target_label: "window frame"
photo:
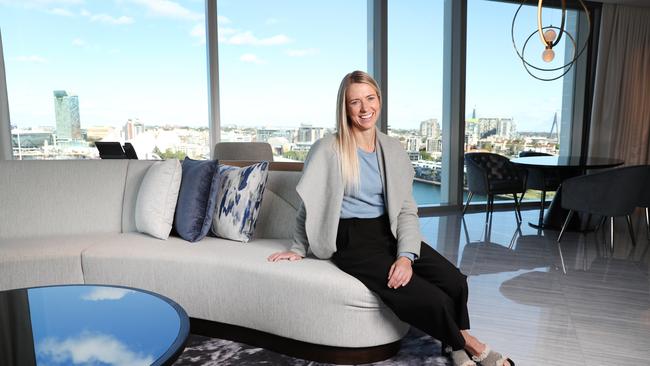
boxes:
[0,0,600,214]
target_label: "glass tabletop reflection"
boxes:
[510,155,624,169]
[0,284,189,366]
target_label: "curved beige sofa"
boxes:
[0,160,408,362]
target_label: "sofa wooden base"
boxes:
[189,318,402,364]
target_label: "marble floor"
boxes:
[175,208,650,366]
[425,208,650,366]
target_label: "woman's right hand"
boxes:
[267,251,304,262]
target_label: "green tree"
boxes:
[155,147,187,160]
[282,150,308,162]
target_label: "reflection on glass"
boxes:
[0,285,183,365]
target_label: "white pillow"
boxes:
[135,159,182,239]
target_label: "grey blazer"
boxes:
[289,130,422,259]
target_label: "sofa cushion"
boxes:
[122,160,157,233]
[0,234,117,291]
[81,233,409,348]
[174,158,220,242]
[212,162,269,242]
[135,159,182,240]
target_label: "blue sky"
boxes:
[0,0,573,131]
[28,286,180,365]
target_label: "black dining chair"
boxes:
[463,152,528,224]
[556,165,648,274]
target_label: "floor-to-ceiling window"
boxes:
[215,0,366,161]
[387,0,444,206]
[1,0,209,160]
[0,0,594,211]
[464,0,581,203]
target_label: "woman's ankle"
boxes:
[463,336,486,357]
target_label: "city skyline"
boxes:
[1,0,571,132]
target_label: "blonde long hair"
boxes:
[335,71,382,194]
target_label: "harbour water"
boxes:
[412,181,507,206]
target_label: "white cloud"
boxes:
[89,13,134,25]
[72,38,86,47]
[49,7,73,16]
[129,0,202,21]
[265,18,279,25]
[37,332,155,366]
[80,9,90,16]
[0,1,82,16]
[190,23,205,44]
[15,55,47,63]
[2,0,83,6]
[240,53,266,64]
[223,31,291,46]
[286,48,320,57]
[81,287,134,301]
[257,34,291,46]
[218,27,237,36]
[217,15,230,24]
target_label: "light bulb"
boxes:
[543,29,557,43]
[542,48,555,62]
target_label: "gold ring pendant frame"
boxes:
[511,0,591,81]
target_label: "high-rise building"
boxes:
[53,90,81,140]
[419,118,440,139]
[296,124,323,144]
[477,118,499,138]
[497,118,515,139]
[123,118,145,140]
[426,137,442,153]
[406,136,419,152]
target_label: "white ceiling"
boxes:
[594,0,650,7]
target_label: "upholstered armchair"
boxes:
[213,142,273,161]
[463,152,528,224]
[556,165,648,273]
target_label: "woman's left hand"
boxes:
[387,257,413,289]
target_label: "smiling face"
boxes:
[345,82,381,133]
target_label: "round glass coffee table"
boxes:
[0,284,189,366]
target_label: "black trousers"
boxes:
[332,215,470,350]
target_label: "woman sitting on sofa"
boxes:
[268,70,513,366]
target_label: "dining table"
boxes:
[510,155,624,230]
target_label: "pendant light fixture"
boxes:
[511,0,591,81]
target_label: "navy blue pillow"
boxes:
[174,158,220,242]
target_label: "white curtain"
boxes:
[0,29,12,160]
[588,4,650,165]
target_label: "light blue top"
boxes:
[290,132,422,261]
[340,149,386,219]
[339,148,416,262]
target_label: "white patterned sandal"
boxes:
[450,349,477,366]
[471,345,515,366]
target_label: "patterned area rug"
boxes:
[173,328,451,365]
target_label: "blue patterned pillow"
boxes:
[174,158,220,242]
[211,161,270,242]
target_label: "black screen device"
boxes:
[123,142,138,159]
[95,141,126,159]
